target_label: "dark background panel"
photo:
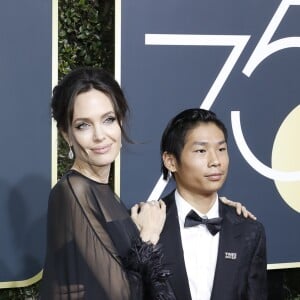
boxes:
[121,0,300,266]
[0,0,52,281]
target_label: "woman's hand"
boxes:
[131,200,166,245]
[220,197,257,220]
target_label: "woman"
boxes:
[40,67,175,300]
[40,67,253,300]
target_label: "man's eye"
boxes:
[195,149,206,153]
[219,147,227,152]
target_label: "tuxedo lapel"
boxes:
[211,201,244,300]
[161,192,192,300]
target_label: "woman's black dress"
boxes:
[40,170,174,300]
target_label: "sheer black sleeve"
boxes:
[40,173,132,300]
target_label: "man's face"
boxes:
[173,122,229,199]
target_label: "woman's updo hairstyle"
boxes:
[51,67,130,141]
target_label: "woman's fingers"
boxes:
[220,196,257,220]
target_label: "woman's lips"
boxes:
[91,144,112,154]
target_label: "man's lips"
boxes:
[205,173,223,181]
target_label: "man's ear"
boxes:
[162,152,177,173]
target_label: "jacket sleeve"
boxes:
[247,223,268,300]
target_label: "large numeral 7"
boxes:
[145,34,250,200]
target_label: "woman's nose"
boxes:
[93,125,106,141]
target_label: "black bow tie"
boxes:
[184,210,223,236]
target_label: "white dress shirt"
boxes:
[175,190,220,300]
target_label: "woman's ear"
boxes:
[61,131,71,146]
[162,152,177,173]
[61,131,74,160]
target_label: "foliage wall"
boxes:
[57,0,114,178]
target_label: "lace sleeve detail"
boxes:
[123,238,176,300]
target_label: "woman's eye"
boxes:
[104,116,116,124]
[75,123,90,130]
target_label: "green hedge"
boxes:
[57,0,114,179]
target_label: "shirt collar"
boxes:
[175,190,219,226]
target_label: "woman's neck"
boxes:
[71,161,111,184]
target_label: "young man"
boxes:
[159,108,267,300]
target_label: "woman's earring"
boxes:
[68,146,74,160]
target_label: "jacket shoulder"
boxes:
[222,202,265,232]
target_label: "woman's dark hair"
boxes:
[51,67,130,141]
[160,108,228,179]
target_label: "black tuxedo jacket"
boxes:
[160,191,267,300]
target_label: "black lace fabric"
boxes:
[40,170,175,300]
[124,240,175,300]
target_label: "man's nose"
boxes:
[208,151,220,167]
